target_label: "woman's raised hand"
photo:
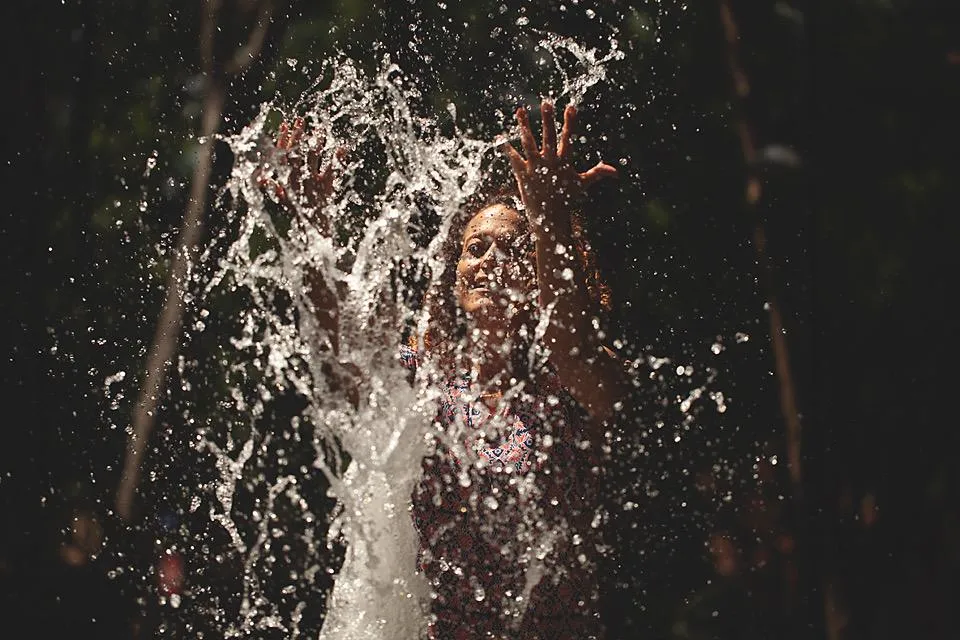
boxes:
[501,100,617,226]
[257,117,345,219]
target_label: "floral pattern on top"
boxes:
[400,345,543,473]
[399,344,605,640]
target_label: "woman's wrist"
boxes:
[529,204,577,252]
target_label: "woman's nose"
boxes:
[474,246,493,269]
[477,245,502,276]
[475,262,491,283]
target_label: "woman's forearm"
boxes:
[530,205,626,423]
[531,208,594,358]
[501,100,629,423]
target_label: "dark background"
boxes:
[2,0,958,638]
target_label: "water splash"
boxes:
[174,20,736,640]
[537,33,625,105]
[201,50,524,638]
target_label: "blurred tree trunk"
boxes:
[717,1,841,637]
[116,0,276,522]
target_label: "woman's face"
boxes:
[455,204,536,331]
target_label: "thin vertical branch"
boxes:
[718,0,803,497]
[116,0,275,522]
[226,0,276,75]
[718,3,846,638]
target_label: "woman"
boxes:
[269,101,630,639]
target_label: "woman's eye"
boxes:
[467,242,485,257]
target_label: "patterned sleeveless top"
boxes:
[401,345,606,640]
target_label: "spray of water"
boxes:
[161,24,739,639]
[200,34,623,635]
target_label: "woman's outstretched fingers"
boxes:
[500,142,527,177]
[305,131,327,174]
[277,121,291,149]
[557,105,577,160]
[540,101,557,161]
[516,108,540,162]
[579,161,618,186]
[290,117,305,146]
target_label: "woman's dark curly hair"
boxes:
[414,175,611,375]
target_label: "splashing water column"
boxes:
[200,30,685,638]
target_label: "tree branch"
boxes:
[225,0,276,76]
[718,2,848,638]
[116,0,275,522]
[718,0,803,498]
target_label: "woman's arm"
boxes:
[259,118,360,405]
[258,118,343,347]
[502,101,630,425]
